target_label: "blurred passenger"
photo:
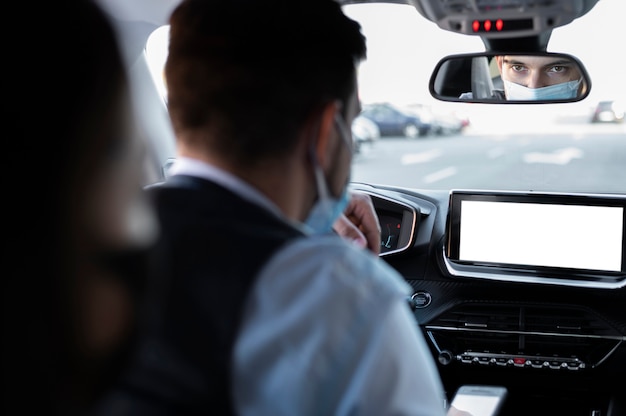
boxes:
[96,0,447,415]
[3,1,158,414]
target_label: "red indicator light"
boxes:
[484,20,492,31]
[396,224,401,229]
[472,20,480,32]
[513,357,526,365]
[496,19,504,31]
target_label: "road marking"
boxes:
[401,148,442,165]
[424,166,457,183]
[487,147,505,159]
[523,147,584,165]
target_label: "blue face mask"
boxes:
[304,113,353,235]
[504,79,582,100]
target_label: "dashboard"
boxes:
[350,182,626,416]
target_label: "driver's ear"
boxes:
[312,100,342,170]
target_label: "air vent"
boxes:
[432,304,521,332]
[523,306,617,337]
[428,303,620,338]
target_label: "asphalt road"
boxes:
[352,122,626,194]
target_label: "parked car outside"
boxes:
[359,102,432,138]
[351,114,380,153]
[591,100,624,123]
[404,103,469,136]
[431,112,469,134]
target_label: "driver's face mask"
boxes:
[304,113,353,235]
[504,78,582,100]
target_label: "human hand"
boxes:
[333,192,381,255]
[446,406,474,416]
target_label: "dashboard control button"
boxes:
[410,291,432,308]
[513,357,526,367]
[438,350,454,365]
[460,355,473,363]
[566,361,584,370]
[495,358,509,366]
[478,357,491,365]
[449,351,587,371]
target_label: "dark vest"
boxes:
[97,175,304,415]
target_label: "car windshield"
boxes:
[145,1,625,194]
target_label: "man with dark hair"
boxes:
[495,54,586,100]
[98,1,448,414]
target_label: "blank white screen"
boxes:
[451,394,501,416]
[459,201,623,272]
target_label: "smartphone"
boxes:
[447,385,508,416]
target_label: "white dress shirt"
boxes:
[170,157,448,416]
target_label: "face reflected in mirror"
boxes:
[496,55,585,100]
[429,52,591,103]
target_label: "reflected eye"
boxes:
[548,65,567,73]
[510,64,526,72]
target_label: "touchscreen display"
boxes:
[447,192,626,273]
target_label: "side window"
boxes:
[145,25,170,106]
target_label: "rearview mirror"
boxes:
[429,52,591,104]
